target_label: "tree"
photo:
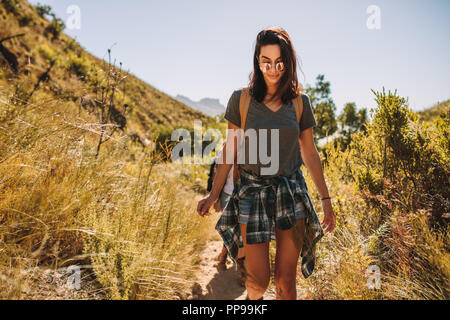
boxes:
[336,102,368,150]
[216,112,225,123]
[304,74,338,145]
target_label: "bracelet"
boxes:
[320,196,331,200]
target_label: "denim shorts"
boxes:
[238,196,253,224]
[219,191,232,211]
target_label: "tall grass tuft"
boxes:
[0,85,211,299]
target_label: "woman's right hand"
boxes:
[197,195,217,217]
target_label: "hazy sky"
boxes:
[29,0,450,115]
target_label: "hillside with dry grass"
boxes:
[0,0,215,147]
[0,0,221,299]
[1,0,448,301]
[417,99,450,124]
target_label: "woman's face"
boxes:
[258,44,285,87]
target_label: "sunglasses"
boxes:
[258,59,285,72]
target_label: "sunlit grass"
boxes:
[1,84,448,300]
[296,94,449,300]
[0,88,212,299]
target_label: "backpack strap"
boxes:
[292,92,304,129]
[232,87,252,182]
[239,86,251,131]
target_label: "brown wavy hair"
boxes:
[248,26,304,105]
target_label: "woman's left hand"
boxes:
[321,199,336,233]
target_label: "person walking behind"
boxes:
[207,143,246,286]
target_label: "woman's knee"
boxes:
[246,271,270,293]
[274,271,296,293]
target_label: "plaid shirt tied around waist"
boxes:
[215,166,324,278]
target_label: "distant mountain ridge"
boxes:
[174,94,225,117]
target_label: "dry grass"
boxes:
[1,0,448,301]
[0,0,220,300]
[0,86,212,299]
[296,97,449,300]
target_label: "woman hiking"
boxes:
[197,26,336,300]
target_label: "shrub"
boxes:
[301,88,449,300]
[35,2,52,17]
[67,54,91,80]
[38,44,57,63]
[44,16,65,39]
[19,13,34,26]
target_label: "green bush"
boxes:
[300,88,449,299]
[67,54,91,80]
[35,2,52,17]
[44,17,65,39]
[38,44,57,63]
[357,169,383,195]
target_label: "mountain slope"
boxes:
[0,0,214,146]
[417,99,450,123]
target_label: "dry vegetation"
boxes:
[0,77,219,299]
[0,0,448,300]
[296,89,449,299]
[0,0,218,299]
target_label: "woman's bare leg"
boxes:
[240,223,270,300]
[274,218,305,300]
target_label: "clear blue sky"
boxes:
[29,0,450,114]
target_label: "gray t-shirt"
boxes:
[224,89,316,177]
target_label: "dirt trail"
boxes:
[190,193,275,300]
[190,194,306,300]
[191,238,276,300]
